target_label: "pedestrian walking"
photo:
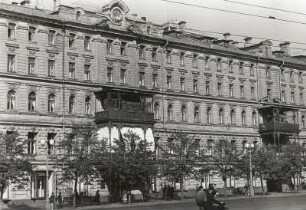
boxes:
[57,192,63,208]
[49,192,55,210]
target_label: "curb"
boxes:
[60,191,306,210]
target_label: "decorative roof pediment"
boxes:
[101,0,129,14]
[127,24,143,35]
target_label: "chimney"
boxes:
[279,42,291,56]
[141,17,147,21]
[223,33,231,40]
[53,0,61,11]
[20,0,30,6]
[244,37,252,47]
[178,21,186,30]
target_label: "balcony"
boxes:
[259,122,300,134]
[95,109,155,124]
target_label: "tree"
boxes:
[160,132,199,200]
[211,140,240,198]
[60,122,108,207]
[0,132,32,205]
[97,130,157,203]
[281,142,306,189]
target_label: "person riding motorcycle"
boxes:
[196,184,226,210]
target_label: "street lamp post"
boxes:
[245,142,254,197]
[41,138,54,210]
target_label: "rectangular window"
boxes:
[120,69,126,84]
[180,52,185,66]
[84,36,91,50]
[139,45,145,59]
[8,23,15,39]
[7,54,15,72]
[107,67,113,83]
[84,64,90,81]
[106,39,113,54]
[193,79,198,93]
[152,74,158,88]
[152,47,157,62]
[28,132,37,155]
[48,30,55,45]
[139,72,145,86]
[240,85,245,98]
[166,50,171,64]
[48,60,55,76]
[68,62,75,79]
[281,90,286,102]
[291,91,295,104]
[120,42,127,56]
[28,26,36,42]
[192,54,198,68]
[166,76,171,90]
[299,72,303,84]
[281,69,285,81]
[206,81,210,95]
[205,57,209,70]
[228,60,233,73]
[239,62,244,75]
[300,91,303,105]
[180,77,185,91]
[28,57,35,74]
[217,82,222,96]
[207,139,213,156]
[290,71,294,82]
[251,86,255,99]
[217,59,222,71]
[69,33,76,48]
[250,64,255,76]
[229,84,234,97]
[47,133,56,155]
[266,68,271,79]
[267,88,272,100]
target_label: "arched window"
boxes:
[302,115,305,129]
[181,105,187,121]
[147,26,152,35]
[85,96,91,115]
[69,95,75,114]
[230,109,235,124]
[252,111,257,126]
[76,11,81,21]
[241,110,246,126]
[219,108,224,124]
[194,106,200,123]
[207,107,212,124]
[7,90,16,110]
[154,102,159,119]
[167,104,173,121]
[28,92,36,111]
[48,94,55,113]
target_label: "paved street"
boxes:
[105,194,306,210]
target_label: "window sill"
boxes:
[28,73,38,77]
[28,41,37,45]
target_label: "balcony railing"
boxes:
[95,109,155,124]
[259,122,300,134]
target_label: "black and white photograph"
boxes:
[1,0,306,210]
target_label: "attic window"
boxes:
[76,11,81,21]
[147,26,152,35]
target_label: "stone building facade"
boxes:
[1,0,306,203]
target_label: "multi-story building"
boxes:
[1,0,306,205]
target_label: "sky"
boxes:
[21,0,306,55]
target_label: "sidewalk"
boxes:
[60,191,306,210]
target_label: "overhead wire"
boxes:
[161,0,306,25]
[223,0,306,17]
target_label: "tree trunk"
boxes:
[180,175,184,201]
[260,176,265,196]
[73,176,78,208]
